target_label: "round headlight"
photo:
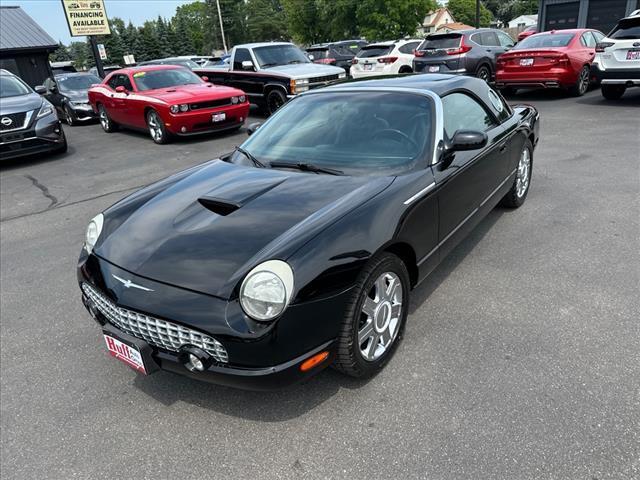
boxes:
[239,95,246,103]
[231,96,239,104]
[85,213,104,253]
[179,104,189,112]
[170,105,179,113]
[240,260,294,321]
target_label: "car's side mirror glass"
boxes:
[247,122,262,136]
[35,85,46,95]
[447,130,488,152]
[241,60,255,71]
[201,75,209,82]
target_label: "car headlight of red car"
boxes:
[170,104,189,113]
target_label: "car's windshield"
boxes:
[133,68,202,90]
[357,45,394,57]
[514,33,575,49]
[237,92,434,176]
[57,74,101,91]
[253,45,311,68]
[0,75,31,97]
[609,18,640,39]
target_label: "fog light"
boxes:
[187,354,204,371]
[181,126,187,133]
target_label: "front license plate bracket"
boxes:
[102,324,159,375]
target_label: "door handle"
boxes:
[499,143,507,153]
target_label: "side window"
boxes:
[583,32,597,47]
[233,48,252,70]
[471,32,483,45]
[106,74,119,90]
[498,32,515,48]
[481,32,500,46]
[399,42,420,54]
[441,92,497,138]
[593,31,605,42]
[121,74,133,91]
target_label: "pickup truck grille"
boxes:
[189,98,232,111]
[308,74,340,85]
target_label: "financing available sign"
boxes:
[61,0,111,37]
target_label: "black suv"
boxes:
[413,28,515,82]
[306,43,358,74]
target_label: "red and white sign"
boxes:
[103,334,146,374]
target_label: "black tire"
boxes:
[476,64,491,83]
[53,130,68,154]
[97,104,117,132]
[569,65,590,97]
[333,252,410,378]
[399,66,413,74]
[502,139,533,208]
[63,104,76,126]
[601,84,626,100]
[266,89,287,116]
[146,109,170,144]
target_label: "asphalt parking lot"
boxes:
[1,90,639,479]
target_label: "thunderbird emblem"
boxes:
[112,274,154,291]
[634,42,640,47]
[1,117,13,127]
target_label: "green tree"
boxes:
[138,21,161,61]
[356,0,436,40]
[447,0,493,27]
[318,0,359,41]
[102,17,126,65]
[50,42,71,62]
[173,1,208,53]
[282,0,326,44]
[172,14,196,55]
[245,0,288,42]
[155,16,175,57]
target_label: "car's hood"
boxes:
[97,161,393,298]
[63,89,89,102]
[143,83,243,103]
[265,63,344,79]
[0,92,42,115]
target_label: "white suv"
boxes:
[351,39,422,79]
[592,9,640,99]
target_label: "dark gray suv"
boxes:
[0,69,67,161]
[413,29,515,82]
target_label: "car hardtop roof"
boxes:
[234,42,294,49]
[324,73,479,97]
[531,28,595,35]
[116,64,189,74]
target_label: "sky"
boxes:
[4,0,197,44]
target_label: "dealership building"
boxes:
[538,0,639,33]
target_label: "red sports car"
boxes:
[88,65,250,144]
[496,29,605,96]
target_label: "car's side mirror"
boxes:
[308,54,315,61]
[447,130,488,152]
[115,86,128,94]
[241,60,255,71]
[201,75,209,82]
[247,122,262,136]
[35,85,46,95]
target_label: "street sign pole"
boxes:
[89,35,105,78]
[475,0,480,28]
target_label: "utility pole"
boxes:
[215,0,228,53]
[475,0,480,28]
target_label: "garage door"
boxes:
[587,0,628,34]
[545,2,579,30]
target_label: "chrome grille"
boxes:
[82,283,229,363]
[308,74,339,84]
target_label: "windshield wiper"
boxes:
[235,146,267,168]
[287,60,304,64]
[259,62,278,68]
[269,161,344,175]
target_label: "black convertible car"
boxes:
[78,75,539,390]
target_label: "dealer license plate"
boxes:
[626,50,640,60]
[212,112,226,123]
[429,65,440,73]
[363,63,373,71]
[520,58,534,66]
[104,334,147,374]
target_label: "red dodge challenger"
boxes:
[496,29,605,97]
[88,65,250,144]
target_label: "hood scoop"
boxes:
[198,197,241,216]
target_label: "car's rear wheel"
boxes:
[98,104,117,132]
[333,253,410,378]
[146,109,170,144]
[64,105,76,126]
[502,139,533,208]
[476,65,491,83]
[266,89,286,116]
[569,65,590,96]
[399,66,413,74]
[601,84,626,100]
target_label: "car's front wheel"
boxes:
[601,84,626,100]
[333,253,410,378]
[502,139,533,208]
[64,105,76,126]
[146,109,170,144]
[98,104,117,132]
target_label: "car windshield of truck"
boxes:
[237,92,434,176]
[418,34,461,50]
[514,33,574,49]
[357,45,394,58]
[57,74,101,91]
[253,45,310,68]
[133,68,202,91]
[609,18,640,39]
[0,75,31,97]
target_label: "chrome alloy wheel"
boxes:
[99,106,109,130]
[516,146,531,198]
[358,272,403,362]
[147,112,163,142]
[578,67,589,95]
